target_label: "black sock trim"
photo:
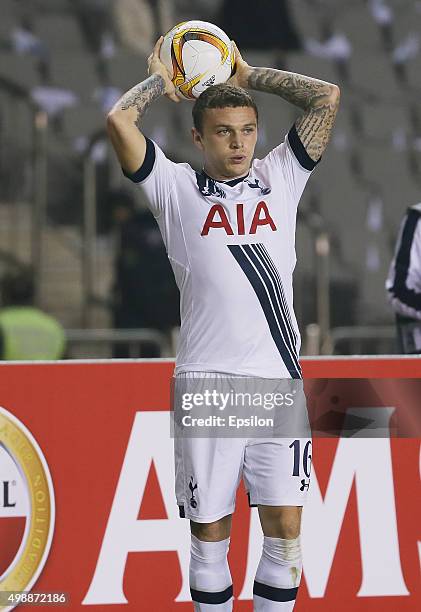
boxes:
[190,585,233,604]
[122,137,155,183]
[253,581,298,602]
[288,123,320,171]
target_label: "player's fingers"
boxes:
[153,35,164,57]
[166,92,180,103]
[232,40,242,61]
[168,91,180,103]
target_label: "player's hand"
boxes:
[148,36,180,103]
[228,41,252,89]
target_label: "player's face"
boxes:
[192,106,258,180]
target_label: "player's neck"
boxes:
[202,166,249,183]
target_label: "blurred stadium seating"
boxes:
[0,0,420,356]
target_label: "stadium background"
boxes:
[1,0,420,358]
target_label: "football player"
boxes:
[107,36,340,611]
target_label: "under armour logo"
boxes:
[300,479,309,491]
[189,477,198,508]
[203,74,216,87]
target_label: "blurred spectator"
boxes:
[305,30,352,62]
[218,0,302,66]
[93,63,123,114]
[109,189,180,357]
[305,21,352,81]
[369,0,393,27]
[73,0,116,57]
[393,34,420,65]
[31,86,78,122]
[369,0,394,50]
[93,83,122,114]
[30,62,78,132]
[392,33,420,83]
[11,16,49,59]
[386,203,421,353]
[0,270,66,360]
[113,0,174,56]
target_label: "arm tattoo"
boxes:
[295,103,338,162]
[247,68,340,161]
[118,74,165,130]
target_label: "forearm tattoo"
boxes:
[118,74,165,130]
[247,68,340,161]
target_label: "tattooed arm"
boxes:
[248,69,340,162]
[107,36,178,173]
[107,73,165,172]
[230,44,340,162]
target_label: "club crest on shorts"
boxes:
[0,406,55,608]
[189,476,198,508]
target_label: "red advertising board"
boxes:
[0,358,419,610]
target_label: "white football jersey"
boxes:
[124,125,318,378]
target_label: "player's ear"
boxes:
[192,127,204,151]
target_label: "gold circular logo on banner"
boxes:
[0,406,55,610]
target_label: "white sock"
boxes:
[253,536,302,611]
[189,534,233,611]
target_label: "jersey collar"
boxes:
[201,169,250,188]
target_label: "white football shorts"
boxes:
[174,372,312,523]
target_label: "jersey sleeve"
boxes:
[122,137,177,216]
[263,124,320,209]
